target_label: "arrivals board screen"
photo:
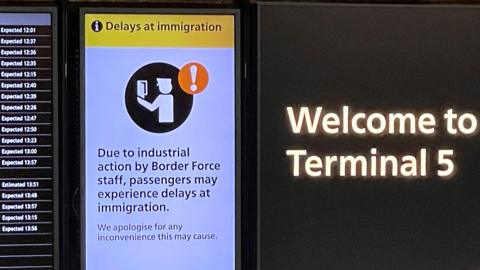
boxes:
[0,9,57,270]
[81,9,239,270]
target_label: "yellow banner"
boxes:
[85,14,235,48]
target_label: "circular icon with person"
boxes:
[125,62,193,133]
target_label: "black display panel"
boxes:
[258,4,480,270]
[0,8,57,270]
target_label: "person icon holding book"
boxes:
[137,78,174,123]
[126,62,193,133]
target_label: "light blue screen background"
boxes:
[0,13,51,25]
[85,47,235,270]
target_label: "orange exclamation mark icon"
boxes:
[179,62,208,95]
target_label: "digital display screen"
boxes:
[82,10,238,270]
[0,10,57,270]
[258,4,480,270]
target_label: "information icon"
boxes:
[91,20,103,32]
